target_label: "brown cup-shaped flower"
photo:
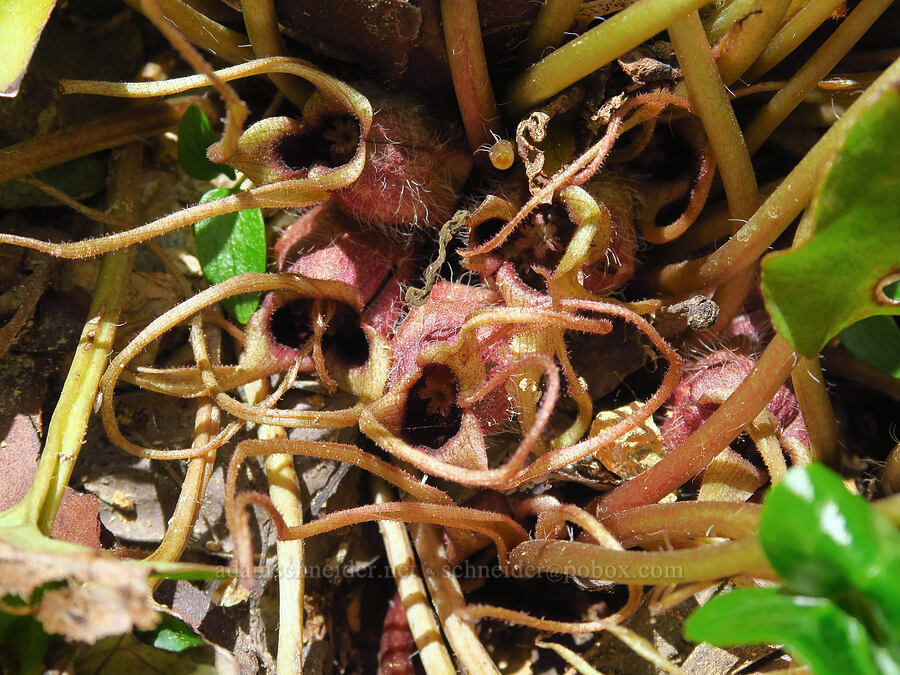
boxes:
[228,110,362,188]
[362,282,509,472]
[227,82,370,195]
[241,204,413,398]
[464,180,636,297]
[229,86,470,228]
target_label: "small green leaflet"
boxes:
[685,464,900,675]
[177,104,236,181]
[194,188,265,324]
[136,613,205,653]
[761,87,900,357]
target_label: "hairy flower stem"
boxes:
[146,395,220,565]
[649,56,900,295]
[593,334,796,516]
[507,0,710,112]
[240,378,307,675]
[440,0,503,155]
[0,186,329,259]
[21,145,142,533]
[462,606,682,674]
[373,483,455,675]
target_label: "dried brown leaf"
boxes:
[0,539,158,643]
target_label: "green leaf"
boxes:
[0,612,49,675]
[760,464,900,644]
[194,188,265,324]
[177,104,235,181]
[685,588,892,675]
[0,0,57,97]
[136,613,205,653]
[0,155,106,208]
[74,633,238,675]
[761,87,900,357]
[840,316,900,378]
[140,560,233,582]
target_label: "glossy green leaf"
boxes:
[136,613,205,653]
[840,316,900,378]
[177,104,235,181]
[0,155,106,208]
[194,188,265,324]
[685,588,891,675]
[761,88,900,357]
[0,0,57,97]
[760,464,900,643]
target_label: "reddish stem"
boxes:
[592,334,796,517]
[440,0,503,156]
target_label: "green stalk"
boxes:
[593,334,797,516]
[703,0,759,42]
[375,482,455,675]
[121,0,252,63]
[744,0,845,81]
[242,378,305,675]
[669,10,758,219]
[0,97,208,184]
[242,0,312,109]
[745,0,894,153]
[791,357,840,467]
[509,537,772,583]
[712,0,791,85]
[266,449,305,675]
[507,0,710,112]
[24,144,142,532]
[521,0,583,65]
[649,56,900,296]
[669,11,760,329]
